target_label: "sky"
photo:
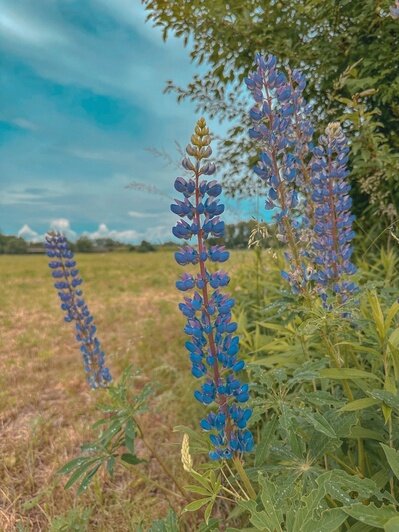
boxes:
[0,0,256,244]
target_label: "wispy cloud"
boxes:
[128,210,162,219]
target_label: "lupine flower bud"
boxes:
[45,232,112,389]
[171,119,253,460]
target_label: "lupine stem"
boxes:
[232,456,257,500]
[172,118,254,461]
[135,418,188,498]
[193,168,233,443]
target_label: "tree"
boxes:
[0,234,28,254]
[75,236,94,253]
[136,240,156,253]
[143,0,399,230]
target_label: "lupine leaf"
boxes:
[380,444,399,481]
[339,397,380,412]
[183,498,212,512]
[384,516,399,532]
[342,503,398,527]
[302,411,336,439]
[121,453,142,465]
[57,457,88,475]
[319,368,381,381]
[77,463,102,494]
[254,416,277,466]
[64,459,99,490]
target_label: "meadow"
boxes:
[0,251,249,530]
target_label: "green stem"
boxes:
[233,456,257,500]
[135,418,188,498]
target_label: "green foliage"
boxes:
[219,245,399,530]
[136,240,156,253]
[143,0,399,229]
[0,233,28,254]
[147,509,179,532]
[57,367,151,493]
[49,507,91,532]
[75,236,94,253]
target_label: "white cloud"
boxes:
[49,218,77,241]
[17,224,41,242]
[16,218,173,244]
[83,223,140,243]
[11,117,38,131]
[143,224,172,243]
[128,210,160,219]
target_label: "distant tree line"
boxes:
[0,222,265,254]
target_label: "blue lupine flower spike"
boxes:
[246,53,314,295]
[391,1,399,19]
[310,123,358,305]
[45,232,112,389]
[171,118,254,460]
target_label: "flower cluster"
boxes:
[310,123,357,303]
[172,118,253,459]
[245,53,314,294]
[391,1,399,19]
[246,53,358,306]
[45,232,112,389]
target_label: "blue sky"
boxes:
[0,0,257,243]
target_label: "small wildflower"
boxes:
[45,232,112,389]
[171,119,254,460]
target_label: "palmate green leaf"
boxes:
[57,457,88,476]
[125,418,136,439]
[238,500,277,532]
[380,444,399,481]
[342,503,398,528]
[120,453,143,465]
[258,475,284,530]
[77,463,101,495]
[306,508,347,532]
[301,411,337,439]
[106,455,116,476]
[204,500,215,525]
[384,516,399,532]
[148,509,179,532]
[349,426,384,441]
[183,497,212,513]
[339,397,380,412]
[198,519,219,532]
[369,390,399,411]
[254,416,277,467]
[185,484,211,497]
[319,368,381,381]
[318,470,378,506]
[63,458,99,490]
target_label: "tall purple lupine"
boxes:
[171,118,253,460]
[310,123,357,304]
[391,1,399,18]
[245,53,314,294]
[45,232,112,389]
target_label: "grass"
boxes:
[0,250,250,530]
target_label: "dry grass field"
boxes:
[0,250,249,531]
